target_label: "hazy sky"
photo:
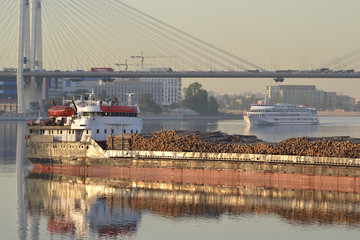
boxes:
[124,0,360,98]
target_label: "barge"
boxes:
[25,129,360,178]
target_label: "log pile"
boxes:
[107,134,133,150]
[107,130,360,158]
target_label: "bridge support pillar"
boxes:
[17,0,43,113]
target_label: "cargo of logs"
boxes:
[107,130,360,158]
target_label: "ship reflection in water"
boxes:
[25,172,142,239]
[24,167,360,239]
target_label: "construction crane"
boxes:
[115,60,141,71]
[130,51,176,69]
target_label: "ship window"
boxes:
[68,130,71,134]
[123,129,126,133]
[96,129,99,134]
[104,129,107,134]
[86,130,89,134]
[131,130,133,133]
[60,130,62,134]
[136,130,138,133]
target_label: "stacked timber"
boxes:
[107,130,360,158]
[106,134,132,150]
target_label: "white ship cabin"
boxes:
[249,103,315,113]
[249,104,275,111]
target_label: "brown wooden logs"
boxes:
[107,130,360,158]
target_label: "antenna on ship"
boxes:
[126,93,135,106]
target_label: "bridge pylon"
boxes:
[17,0,43,113]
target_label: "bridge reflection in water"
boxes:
[24,167,360,238]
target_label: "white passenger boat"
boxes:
[244,103,319,125]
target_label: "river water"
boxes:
[1,117,360,240]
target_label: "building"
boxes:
[267,85,325,108]
[324,92,336,110]
[266,85,356,110]
[0,76,17,113]
[46,77,164,106]
[138,68,182,106]
[47,77,100,100]
[335,94,356,111]
[47,77,64,100]
[46,69,180,107]
[93,79,163,105]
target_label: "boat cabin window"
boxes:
[86,130,89,134]
[103,112,137,117]
[96,129,99,134]
[104,129,107,134]
[81,112,137,117]
[123,129,126,133]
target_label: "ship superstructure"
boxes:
[26,90,143,143]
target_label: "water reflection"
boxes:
[143,120,221,133]
[0,121,18,164]
[24,172,141,239]
[143,120,320,143]
[22,167,360,239]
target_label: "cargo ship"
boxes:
[244,103,319,125]
[25,129,360,179]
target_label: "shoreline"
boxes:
[1,111,359,121]
[318,111,360,117]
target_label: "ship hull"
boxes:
[244,115,319,125]
[25,136,360,178]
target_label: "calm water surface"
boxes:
[1,117,360,240]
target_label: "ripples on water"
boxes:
[1,118,360,239]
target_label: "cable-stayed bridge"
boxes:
[1,70,360,79]
[1,0,265,72]
[1,0,360,113]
